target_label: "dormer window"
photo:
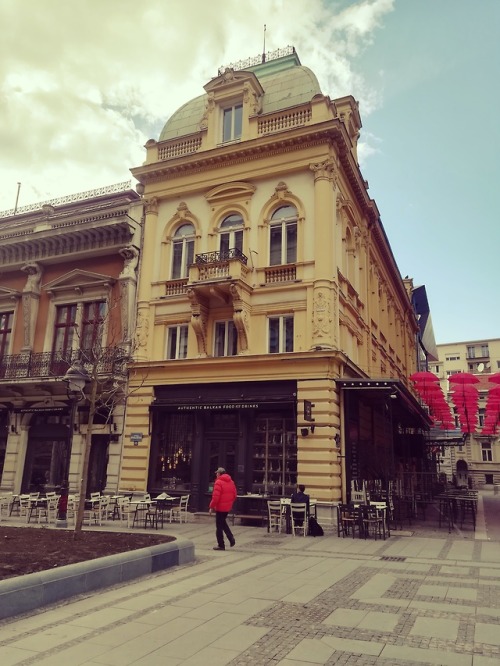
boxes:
[223,103,242,142]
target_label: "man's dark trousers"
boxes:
[216,511,234,548]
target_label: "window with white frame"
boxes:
[268,315,293,353]
[0,311,13,357]
[222,103,242,142]
[269,205,297,265]
[219,214,243,258]
[171,224,195,279]
[214,320,237,357]
[166,325,188,360]
[482,442,492,462]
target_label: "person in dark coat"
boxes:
[291,484,310,526]
[209,467,237,550]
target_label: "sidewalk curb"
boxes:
[0,537,195,621]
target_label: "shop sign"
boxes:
[15,406,66,413]
[177,403,259,411]
[130,432,143,443]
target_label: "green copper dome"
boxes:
[159,54,322,142]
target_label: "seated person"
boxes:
[291,484,310,526]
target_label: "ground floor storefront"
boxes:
[120,355,434,511]
[0,406,121,496]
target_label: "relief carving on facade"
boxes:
[21,262,43,350]
[243,83,262,115]
[312,290,332,342]
[230,283,250,354]
[187,288,208,357]
[200,94,215,130]
[144,197,158,216]
[118,246,139,280]
[136,311,149,349]
[310,158,336,183]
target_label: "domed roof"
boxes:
[159,62,322,142]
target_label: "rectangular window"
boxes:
[222,104,242,142]
[481,345,489,357]
[0,311,13,357]
[53,304,77,357]
[482,443,492,462]
[467,346,476,359]
[445,355,460,361]
[270,221,297,265]
[172,238,194,279]
[167,325,188,360]
[214,321,237,357]
[81,301,105,354]
[268,315,294,353]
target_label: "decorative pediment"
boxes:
[205,182,256,206]
[43,270,115,297]
[0,286,21,306]
[204,69,263,98]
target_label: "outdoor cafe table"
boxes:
[436,491,477,533]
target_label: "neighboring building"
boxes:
[429,338,500,487]
[0,183,142,495]
[123,47,432,508]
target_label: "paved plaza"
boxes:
[1,492,500,665]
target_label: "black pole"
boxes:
[57,397,77,523]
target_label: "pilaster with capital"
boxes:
[310,159,337,276]
[118,246,139,343]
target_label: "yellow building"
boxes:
[123,47,430,509]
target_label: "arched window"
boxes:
[219,214,243,259]
[171,224,195,279]
[269,205,297,266]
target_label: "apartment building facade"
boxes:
[0,184,142,495]
[122,47,431,509]
[429,338,500,487]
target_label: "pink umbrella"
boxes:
[410,371,440,384]
[449,372,480,385]
[488,373,500,385]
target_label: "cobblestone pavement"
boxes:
[1,491,500,665]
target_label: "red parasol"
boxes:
[410,371,440,383]
[448,372,479,385]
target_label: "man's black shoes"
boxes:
[213,546,225,551]
[229,539,236,548]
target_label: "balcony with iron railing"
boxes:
[0,347,125,381]
[189,248,250,285]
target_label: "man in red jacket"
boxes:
[209,467,237,550]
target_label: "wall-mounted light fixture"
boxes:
[334,433,341,447]
[300,427,309,437]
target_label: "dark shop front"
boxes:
[148,380,298,511]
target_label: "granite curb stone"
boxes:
[0,537,195,620]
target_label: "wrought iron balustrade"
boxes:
[0,347,125,380]
[195,248,248,265]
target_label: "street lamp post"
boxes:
[56,358,88,528]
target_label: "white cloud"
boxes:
[0,0,394,210]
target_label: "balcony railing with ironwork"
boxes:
[0,347,124,381]
[195,248,248,265]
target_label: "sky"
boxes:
[0,0,498,345]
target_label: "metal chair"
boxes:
[362,505,387,540]
[337,504,363,538]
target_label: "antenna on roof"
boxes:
[13,182,21,215]
[262,24,266,63]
